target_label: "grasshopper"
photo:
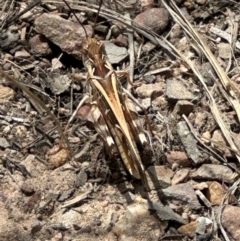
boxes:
[81,37,150,188]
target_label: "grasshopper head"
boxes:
[82,38,105,60]
[82,38,108,78]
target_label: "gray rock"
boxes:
[47,74,71,95]
[0,138,10,148]
[29,34,52,56]
[194,112,207,129]
[166,79,194,101]
[222,205,240,240]
[124,192,136,203]
[197,62,216,86]
[34,13,92,59]
[31,221,42,234]
[0,29,19,50]
[104,42,128,64]
[14,49,31,58]
[138,97,151,110]
[171,168,190,185]
[177,121,208,164]
[149,201,186,224]
[0,85,15,103]
[158,183,202,210]
[75,169,88,187]
[58,188,75,202]
[218,43,231,59]
[113,200,166,240]
[136,83,164,98]
[20,180,35,195]
[191,164,237,183]
[211,130,233,158]
[173,100,194,116]
[146,166,174,190]
[196,217,212,235]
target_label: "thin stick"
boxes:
[62,0,88,38]
[64,95,90,133]
[5,0,42,27]
[125,12,135,90]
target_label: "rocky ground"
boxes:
[1,0,240,240]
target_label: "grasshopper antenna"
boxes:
[92,0,103,37]
[62,0,88,38]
